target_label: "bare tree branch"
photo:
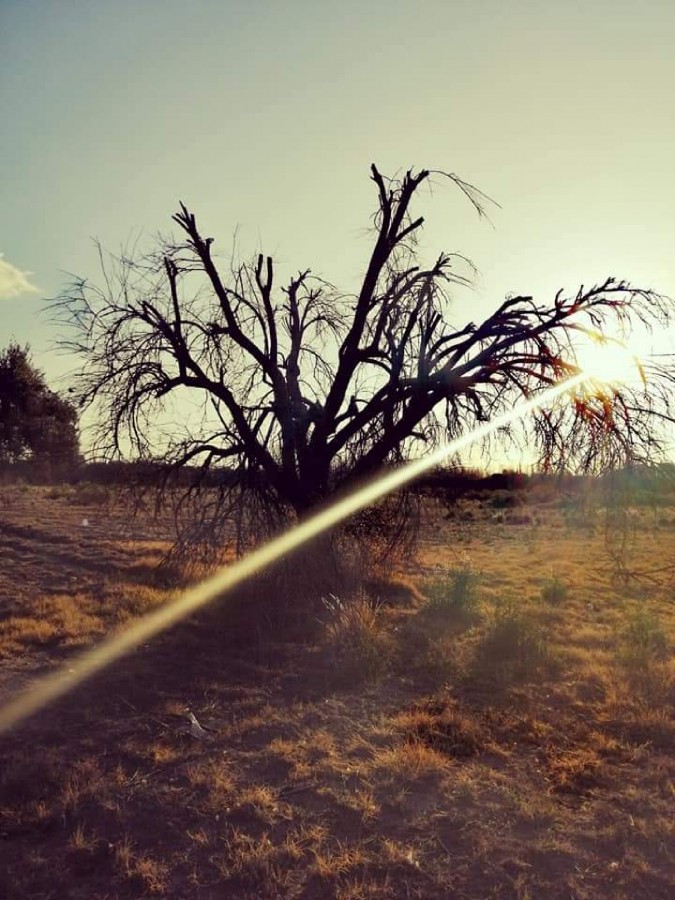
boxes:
[50,165,675,556]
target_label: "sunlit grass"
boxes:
[0,374,586,734]
[1,481,675,897]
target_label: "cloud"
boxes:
[0,254,40,300]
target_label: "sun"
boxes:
[575,335,641,386]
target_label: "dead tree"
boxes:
[53,165,675,556]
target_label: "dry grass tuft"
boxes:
[112,836,169,895]
[369,739,450,781]
[322,591,393,682]
[395,699,488,759]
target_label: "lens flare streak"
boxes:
[0,373,585,734]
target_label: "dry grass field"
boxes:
[0,481,674,898]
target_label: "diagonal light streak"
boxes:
[0,373,586,734]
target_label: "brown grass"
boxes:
[0,483,674,898]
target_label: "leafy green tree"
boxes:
[0,344,79,472]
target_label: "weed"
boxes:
[423,554,479,621]
[477,598,551,679]
[112,836,168,895]
[132,855,169,895]
[562,498,598,534]
[68,482,112,506]
[369,740,449,781]
[185,759,236,812]
[540,573,568,605]
[69,824,98,853]
[507,512,535,526]
[490,491,522,509]
[397,700,487,759]
[236,784,288,824]
[617,606,669,671]
[112,835,135,876]
[322,592,391,682]
[45,485,72,501]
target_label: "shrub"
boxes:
[617,606,669,671]
[540,573,568,605]
[393,623,467,684]
[321,592,391,683]
[507,512,534,526]
[402,699,487,759]
[423,555,479,622]
[68,482,112,507]
[490,491,522,509]
[477,599,550,680]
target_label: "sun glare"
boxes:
[575,336,641,386]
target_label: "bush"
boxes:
[321,592,391,683]
[507,512,535,526]
[618,607,669,671]
[490,491,522,509]
[540,573,568,605]
[67,482,112,506]
[423,555,480,622]
[477,599,550,680]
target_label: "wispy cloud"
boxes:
[0,254,40,300]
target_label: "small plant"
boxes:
[617,606,669,671]
[478,598,550,680]
[45,485,71,501]
[540,573,568,605]
[401,699,487,759]
[322,592,391,682]
[69,824,98,853]
[68,482,111,507]
[490,491,522,509]
[423,554,479,621]
[507,512,534,526]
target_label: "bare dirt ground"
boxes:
[0,483,674,898]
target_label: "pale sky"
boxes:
[2,0,674,463]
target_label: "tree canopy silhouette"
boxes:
[54,165,674,551]
[0,343,79,473]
